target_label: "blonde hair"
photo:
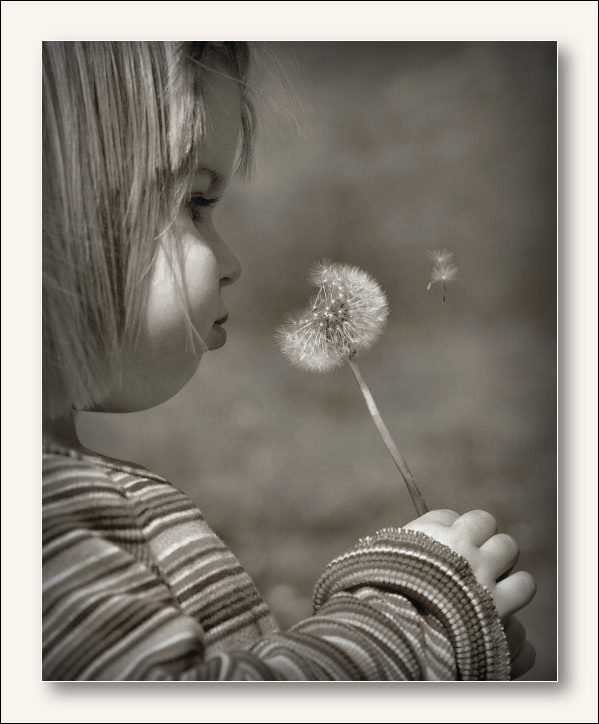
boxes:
[42,41,254,418]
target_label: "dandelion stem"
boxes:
[348,358,428,517]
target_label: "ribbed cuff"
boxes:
[313,527,511,681]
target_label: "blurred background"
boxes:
[78,42,557,680]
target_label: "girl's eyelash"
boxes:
[187,194,219,221]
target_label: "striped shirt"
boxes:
[42,443,511,681]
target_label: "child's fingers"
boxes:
[494,571,536,620]
[510,640,537,680]
[404,509,459,529]
[479,533,520,579]
[451,510,498,546]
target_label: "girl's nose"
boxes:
[216,234,242,287]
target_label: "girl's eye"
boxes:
[187,194,218,222]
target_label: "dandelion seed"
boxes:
[276,259,428,516]
[427,248,458,303]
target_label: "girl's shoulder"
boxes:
[41,440,196,565]
[42,440,173,529]
[42,440,167,490]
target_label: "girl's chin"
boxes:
[207,323,227,350]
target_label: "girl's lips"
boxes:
[208,317,228,349]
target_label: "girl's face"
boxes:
[97,71,243,413]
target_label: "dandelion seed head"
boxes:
[276,259,389,373]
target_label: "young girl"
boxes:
[42,41,536,681]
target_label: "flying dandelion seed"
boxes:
[427,248,458,303]
[277,260,428,516]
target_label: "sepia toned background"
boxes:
[78,41,557,680]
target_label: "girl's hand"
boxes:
[403,509,537,678]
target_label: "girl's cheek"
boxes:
[143,239,219,352]
[182,243,220,336]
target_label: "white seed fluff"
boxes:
[276,260,389,373]
[426,248,458,289]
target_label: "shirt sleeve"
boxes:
[309,527,511,680]
[43,510,510,680]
